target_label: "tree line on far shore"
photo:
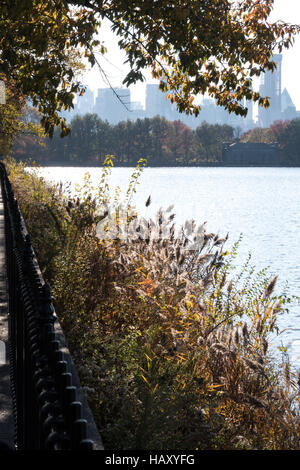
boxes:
[13,114,235,165]
[12,113,300,166]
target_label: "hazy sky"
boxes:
[269,0,300,108]
[84,0,300,110]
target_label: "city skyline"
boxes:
[67,50,298,132]
[81,0,300,116]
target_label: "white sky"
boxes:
[83,0,300,109]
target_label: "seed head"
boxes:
[264,275,278,298]
[282,362,291,388]
[242,322,249,340]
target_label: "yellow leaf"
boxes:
[141,374,149,384]
[207,384,224,390]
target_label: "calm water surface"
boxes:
[34,166,300,367]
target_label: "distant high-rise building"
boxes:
[76,88,94,115]
[245,97,254,127]
[94,87,131,124]
[60,83,260,132]
[199,96,254,131]
[130,101,143,111]
[258,54,282,127]
[145,84,173,119]
[281,87,297,121]
[281,87,294,111]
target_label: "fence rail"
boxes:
[0,162,101,450]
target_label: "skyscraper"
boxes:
[145,84,173,119]
[281,87,297,120]
[94,87,131,124]
[76,88,94,115]
[258,54,282,127]
[245,97,253,127]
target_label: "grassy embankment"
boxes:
[5,156,300,450]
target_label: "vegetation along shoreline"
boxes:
[12,115,300,168]
[3,156,300,450]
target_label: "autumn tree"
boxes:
[270,119,290,141]
[240,126,275,143]
[194,121,234,162]
[0,76,24,154]
[1,1,299,137]
[275,118,300,165]
[0,75,44,155]
[166,120,194,164]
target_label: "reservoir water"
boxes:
[34,166,300,368]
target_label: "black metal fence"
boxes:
[0,162,98,450]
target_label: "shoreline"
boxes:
[23,162,300,168]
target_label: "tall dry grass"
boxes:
[6,156,300,450]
